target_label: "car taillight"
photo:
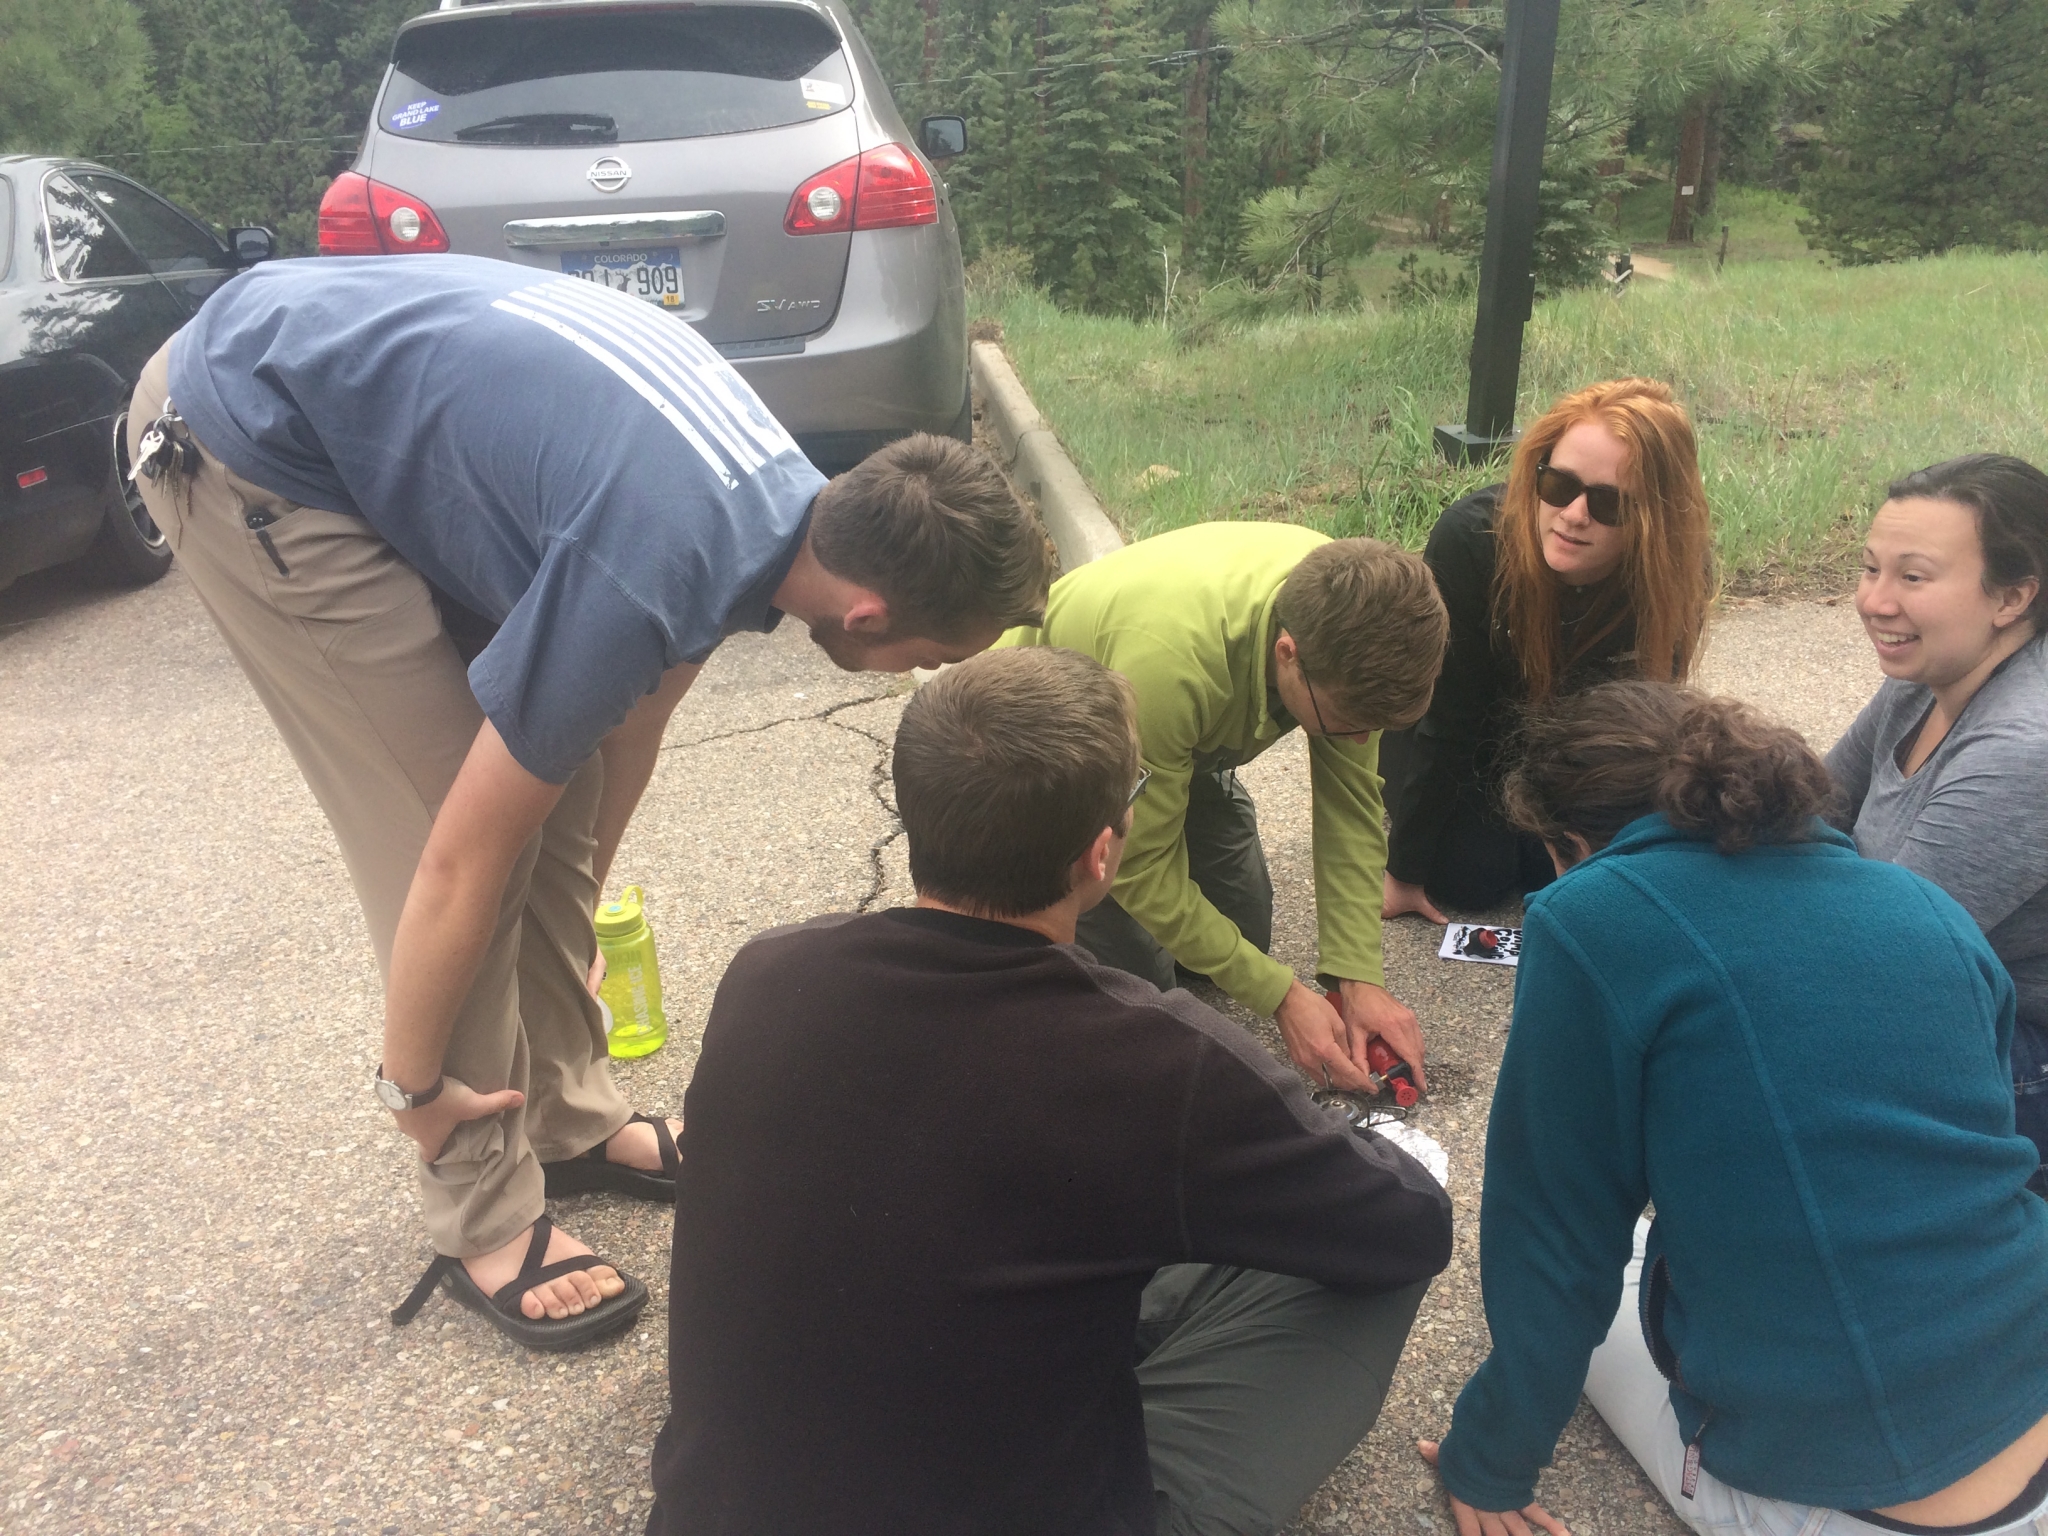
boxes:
[854,144,937,230]
[784,145,938,236]
[785,156,859,235]
[317,171,451,256]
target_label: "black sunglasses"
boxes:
[1535,463,1625,527]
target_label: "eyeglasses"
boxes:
[1536,463,1626,527]
[1302,673,1377,742]
[1127,768,1152,806]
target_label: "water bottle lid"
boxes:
[594,884,645,938]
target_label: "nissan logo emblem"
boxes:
[586,157,632,193]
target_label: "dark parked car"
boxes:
[322,0,970,471]
[0,157,273,592]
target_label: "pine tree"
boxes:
[169,0,342,252]
[946,11,1042,260]
[0,0,151,154]
[1030,0,1181,314]
[1800,0,2048,261]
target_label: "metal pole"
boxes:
[1434,0,1563,465]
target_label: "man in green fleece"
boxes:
[1001,523,1449,1091]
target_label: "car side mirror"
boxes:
[228,226,277,267]
[916,116,967,161]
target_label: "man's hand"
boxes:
[1384,873,1449,925]
[586,948,607,998]
[381,721,565,1092]
[391,1078,527,1163]
[1336,978,1427,1093]
[1416,1441,1573,1536]
[1275,980,1375,1092]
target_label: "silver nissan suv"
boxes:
[322,0,970,471]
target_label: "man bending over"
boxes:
[647,645,1453,1535]
[1001,526,1449,1093]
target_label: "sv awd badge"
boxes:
[756,297,823,312]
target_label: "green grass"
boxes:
[979,248,2048,589]
[1615,182,1819,269]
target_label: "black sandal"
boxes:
[541,1110,679,1202]
[390,1216,648,1351]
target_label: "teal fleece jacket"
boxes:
[1439,815,2048,1512]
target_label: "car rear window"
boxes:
[380,5,855,146]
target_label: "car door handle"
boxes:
[503,211,726,248]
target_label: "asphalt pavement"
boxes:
[0,559,1876,1536]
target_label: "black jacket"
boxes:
[1382,487,1639,884]
[649,907,1453,1536]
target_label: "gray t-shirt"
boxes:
[1826,633,2048,1030]
[169,254,825,782]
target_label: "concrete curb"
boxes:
[971,340,1124,570]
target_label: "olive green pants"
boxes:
[1141,1266,1429,1534]
[131,338,631,1258]
[1077,768,1274,990]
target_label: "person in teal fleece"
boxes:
[1421,682,2048,1536]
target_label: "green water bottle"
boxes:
[595,885,667,1059]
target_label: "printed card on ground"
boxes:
[1439,923,1521,967]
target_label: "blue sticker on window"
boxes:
[389,100,441,132]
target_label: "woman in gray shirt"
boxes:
[1827,454,2048,1190]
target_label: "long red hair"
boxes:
[1493,378,1716,702]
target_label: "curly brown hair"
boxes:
[1503,681,1833,857]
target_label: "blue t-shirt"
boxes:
[169,254,826,782]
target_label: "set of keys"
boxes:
[130,404,198,484]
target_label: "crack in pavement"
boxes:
[661,688,902,751]
[825,711,904,913]
[663,687,906,911]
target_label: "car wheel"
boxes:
[82,410,174,587]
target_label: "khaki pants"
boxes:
[132,338,630,1258]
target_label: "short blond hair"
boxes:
[1276,539,1448,729]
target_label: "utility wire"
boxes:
[95,133,363,160]
[891,10,1502,91]
[81,12,1507,159]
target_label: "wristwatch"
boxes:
[373,1065,445,1113]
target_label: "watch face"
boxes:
[374,1075,409,1111]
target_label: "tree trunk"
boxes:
[920,0,940,80]
[1180,16,1211,267]
[1598,127,1627,228]
[1697,94,1725,220]
[1667,99,1708,243]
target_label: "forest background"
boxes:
[4,0,2045,584]
[2,0,2044,307]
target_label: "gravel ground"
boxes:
[0,560,1873,1536]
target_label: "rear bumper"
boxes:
[727,224,966,471]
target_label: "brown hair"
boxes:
[1493,379,1717,702]
[1503,681,1833,856]
[811,433,1057,642]
[893,646,1140,916]
[1275,538,1449,729]
[1886,453,2048,627]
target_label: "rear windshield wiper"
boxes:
[453,113,619,144]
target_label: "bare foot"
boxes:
[603,1116,683,1173]
[462,1222,626,1321]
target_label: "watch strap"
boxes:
[377,1066,445,1110]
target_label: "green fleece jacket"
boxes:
[1000,523,1387,1015]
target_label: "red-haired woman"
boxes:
[1381,378,1717,921]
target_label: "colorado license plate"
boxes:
[560,246,683,306]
